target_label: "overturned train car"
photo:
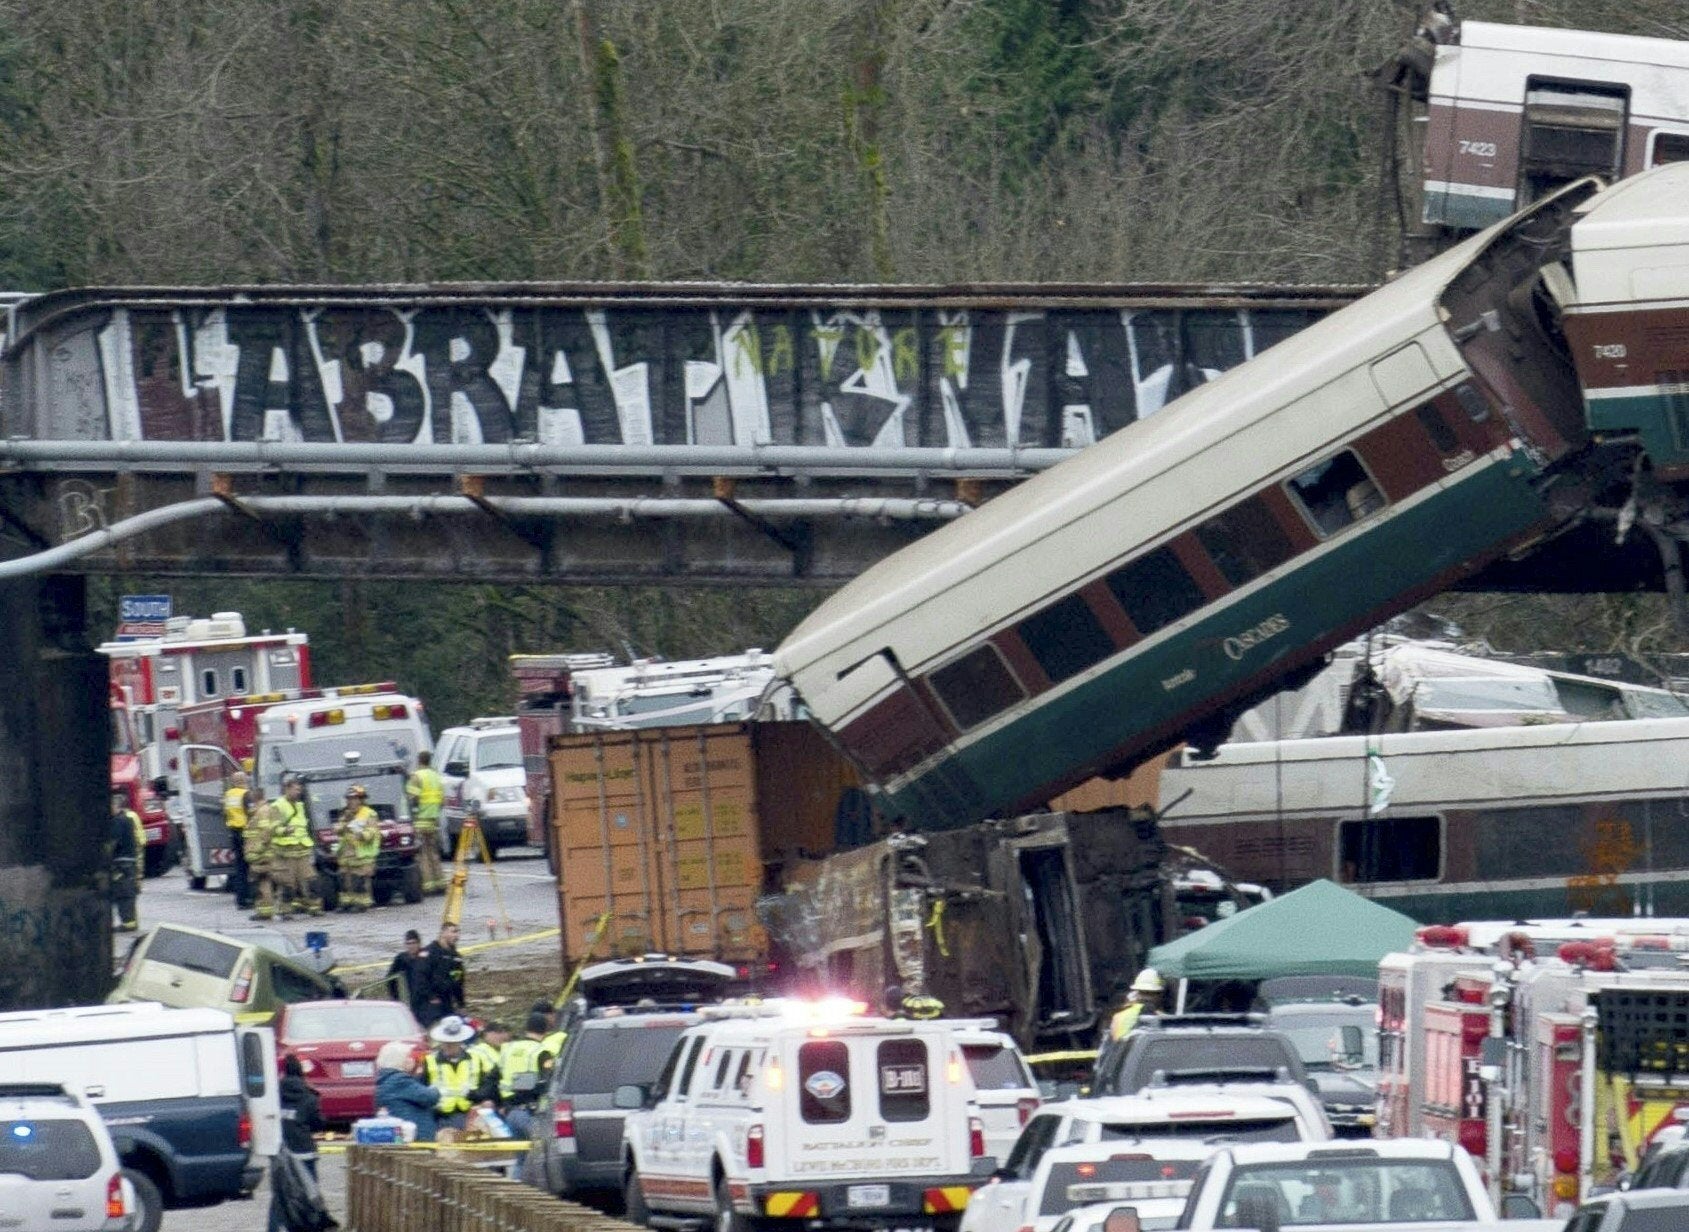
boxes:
[775,165,1689,832]
[759,808,1174,1048]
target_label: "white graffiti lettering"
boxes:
[1223,613,1291,661]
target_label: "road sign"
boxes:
[118,594,172,622]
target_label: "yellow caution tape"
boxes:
[1024,1049,1098,1065]
[317,1139,529,1154]
[925,898,949,958]
[334,927,562,976]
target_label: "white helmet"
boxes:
[1130,968,1165,994]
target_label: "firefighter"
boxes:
[109,788,142,932]
[407,750,447,895]
[272,776,322,917]
[244,784,280,920]
[1106,968,1165,1043]
[469,1020,508,1097]
[424,1015,494,1131]
[223,770,253,910]
[334,785,380,911]
[498,1011,553,1138]
[532,1000,567,1060]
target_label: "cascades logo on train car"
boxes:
[1223,614,1291,661]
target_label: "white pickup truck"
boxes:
[1170,1140,1559,1232]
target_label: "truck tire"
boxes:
[715,1173,755,1232]
[123,1167,164,1232]
[402,864,424,904]
[372,880,394,907]
[624,1167,650,1226]
[142,844,167,879]
[188,874,207,891]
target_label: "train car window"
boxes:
[1337,815,1441,883]
[1286,450,1385,537]
[928,644,1026,731]
[1104,547,1205,636]
[1194,497,1296,588]
[1414,405,1462,455]
[1017,594,1118,684]
[1519,79,1628,204]
[1650,132,1689,167]
[1452,382,1490,423]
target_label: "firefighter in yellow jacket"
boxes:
[223,771,253,910]
[334,785,381,911]
[407,751,447,894]
[244,784,282,920]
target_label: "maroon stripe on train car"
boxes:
[1429,386,1510,457]
[1258,485,1320,556]
[1078,579,1139,648]
[1426,102,1522,191]
[838,684,950,778]
[1564,305,1689,391]
[1355,411,1453,502]
[1170,532,1230,600]
[991,628,1052,696]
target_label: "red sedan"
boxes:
[273,999,424,1123]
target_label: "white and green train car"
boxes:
[776,165,1689,832]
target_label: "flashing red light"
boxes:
[1416,925,1468,949]
[1554,1148,1580,1175]
[747,1123,765,1168]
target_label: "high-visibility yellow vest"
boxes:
[223,786,249,832]
[540,1029,567,1059]
[425,1052,483,1114]
[118,809,145,858]
[409,767,445,821]
[273,798,313,849]
[499,1038,545,1099]
[337,806,380,863]
[1109,1002,1145,1042]
[469,1040,501,1073]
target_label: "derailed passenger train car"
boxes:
[775,169,1689,832]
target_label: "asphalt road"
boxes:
[127,844,562,1231]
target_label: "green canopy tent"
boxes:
[1146,878,1420,985]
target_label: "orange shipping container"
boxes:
[549,721,858,967]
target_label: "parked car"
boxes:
[0,1082,138,1232]
[965,1093,1316,1232]
[1561,1189,1689,1231]
[275,736,423,909]
[107,922,339,1023]
[217,925,337,977]
[1263,999,1379,1136]
[557,954,737,1036]
[1091,1015,1309,1097]
[435,717,529,856]
[0,1003,279,1232]
[1172,1139,1551,1230]
[1023,1140,1214,1232]
[621,1004,994,1232]
[953,1024,1041,1165]
[523,1007,702,1203]
[272,999,424,1124]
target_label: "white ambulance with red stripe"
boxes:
[620,1001,995,1232]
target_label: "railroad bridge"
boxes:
[0,278,1669,1008]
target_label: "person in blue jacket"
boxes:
[374,1040,440,1142]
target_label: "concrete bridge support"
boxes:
[0,574,112,1009]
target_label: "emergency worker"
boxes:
[498,1011,553,1138]
[901,993,944,1019]
[424,1015,494,1130]
[1107,968,1165,1043]
[223,770,253,910]
[532,1000,567,1060]
[407,751,447,894]
[470,1021,508,1081]
[109,789,142,932]
[272,777,322,916]
[243,784,281,920]
[334,785,380,911]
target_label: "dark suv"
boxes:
[1264,999,1379,1136]
[1090,1014,1309,1096]
[522,1009,701,1203]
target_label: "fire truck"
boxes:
[99,613,311,876]
[1378,921,1689,1218]
[509,652,615,856]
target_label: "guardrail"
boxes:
[346,1146,638,1232]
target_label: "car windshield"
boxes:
[1217,1158,1475,1226]
[286,1003,417,1042]
[145,928,242,979]
[1100,1118,1299,1144]
[964,1043,1032,1091]
[1272,1013,1378,1070]
[473,733,521,770]
[1132,1037,1294,1085]
[0,1118,102,1180]
[561,1024,690,1094]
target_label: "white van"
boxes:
[0,1003,279,1232]
[622,1003,994,1231]
[252,684,433,797]
[433,716,528,855]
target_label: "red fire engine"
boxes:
[100,613,310,874]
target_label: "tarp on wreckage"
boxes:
[1146,878,1418,981]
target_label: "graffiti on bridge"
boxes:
[28,301,1328,452]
